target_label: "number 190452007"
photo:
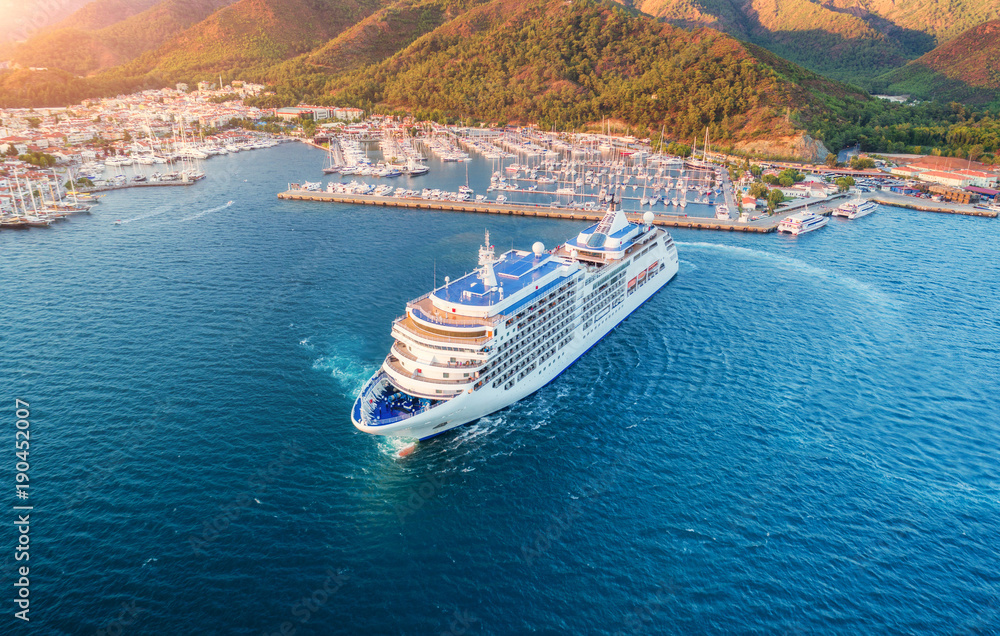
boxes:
[15,399,29,498]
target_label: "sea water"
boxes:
[1,143,998,634]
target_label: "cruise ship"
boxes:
[832,197,878,219]
[352,207,679,440]
[777,210,828,235]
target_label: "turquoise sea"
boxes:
[1,142,998,634]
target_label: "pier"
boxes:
[868,192,997,218]
[80,180,198,193]
[276,190,780,232]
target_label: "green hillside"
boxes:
[50,0,166,32]
[6,0,238,76]
[104,0,391,81]
[313,0,862,158]
[880,20,1000,107]
[616,0,1000,87]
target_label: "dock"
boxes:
[868,192,997,218]
[80,181,198,193]
[276,190,780,232]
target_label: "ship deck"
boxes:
[431,250,563,307]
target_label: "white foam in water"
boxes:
[377,436,415,459]
[177,200,234,222]
[114,203,174,224]
[676,241,890,305]
[312,353,377,396]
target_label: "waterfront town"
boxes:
[2,81,998,231]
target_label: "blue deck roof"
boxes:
[574,222,641,252]
[433,251,563,307]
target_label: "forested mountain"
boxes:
[880,20,1000,107]
[5,0,238,76]
[614,0,1000,86]
[0,0,92,45]
[1,0,998,161]
[50,0,166,32]
[313,0,858,158]
[84,0,392,88]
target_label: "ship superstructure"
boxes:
[352,207,679,439]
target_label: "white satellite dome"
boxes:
[532,241,545,256]
[643,211,654,225]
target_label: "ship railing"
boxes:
[406,296,503,326]
[392,316,492,345]
[391,342,485,368]
[409,305,495,329]
[384,356,476,385]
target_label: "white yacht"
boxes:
[352,208,679,440]
[833,196,878,219]
[715,205,730,220]
[778,210,829,234]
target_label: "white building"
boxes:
[918,170,971,188]
[953,169,998,188]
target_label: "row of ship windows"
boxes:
[493,330,574,392]
[636,241,660,259]
[581,294,624,335]
[482,303,576,387]
[503,281,575,329]
[482,304,575,385]
[583,272,626,315]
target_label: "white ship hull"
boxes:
[352,216,679,441]
[832,200,877,219]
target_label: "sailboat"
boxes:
[322,141,340,174]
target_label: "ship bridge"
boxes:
[566,207,651,262]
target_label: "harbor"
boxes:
[870,191,998,217]
[277,189,779,232]
[4,135,1000,636]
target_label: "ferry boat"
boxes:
[352,207,679,440]
[832,197,878,219]
[777,210,828,235]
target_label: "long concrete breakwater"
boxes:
[276,190,780,233]
[80,180,197,193]
[869,195,998,218]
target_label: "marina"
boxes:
[277,189,778,232]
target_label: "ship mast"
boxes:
[478,230,497,289]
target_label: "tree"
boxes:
[767,189,784,212]
[26,117,41,129]
[762,174,778,185]
[969,144,985,162]
[749,182,768,199]
[835,176,855,192]
[779,175,794,187]
[825,153,838,168]
[750,164,762,177]
[666,142,691,157]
